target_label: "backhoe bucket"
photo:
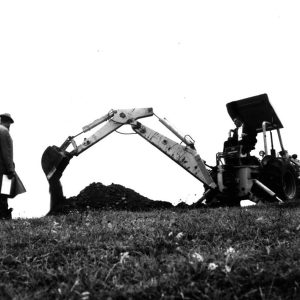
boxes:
[41,146,71,181]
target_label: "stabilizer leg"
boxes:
[253,179,284,204]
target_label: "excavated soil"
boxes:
[48,181,193,215]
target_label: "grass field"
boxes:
[0,205,300,299]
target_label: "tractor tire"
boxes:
[265,165,298,202]
[296,180,300,202]
[281,166,298,201]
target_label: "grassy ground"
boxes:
[0,205,300,299]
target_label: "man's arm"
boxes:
[241,125,257,153]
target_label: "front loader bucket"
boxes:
[41,146,71,181]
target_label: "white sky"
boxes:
[1,1,300,217]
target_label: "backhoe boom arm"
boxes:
[132,121,216,188]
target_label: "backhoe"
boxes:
[41,94,300,213]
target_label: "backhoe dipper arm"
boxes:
[42,108,154,180]
[71,108,154,156]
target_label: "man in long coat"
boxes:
[0,113,25,219]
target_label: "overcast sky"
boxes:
[1,1,300,217]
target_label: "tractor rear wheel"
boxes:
[280,166,298,201]
[266,165,298,202]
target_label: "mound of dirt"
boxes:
[49,182,175,214]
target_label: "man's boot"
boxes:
[0,196,12,220]
[0,208,13,220]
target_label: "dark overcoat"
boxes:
[0,124,25,197]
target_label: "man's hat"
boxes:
[0,113,14,123]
